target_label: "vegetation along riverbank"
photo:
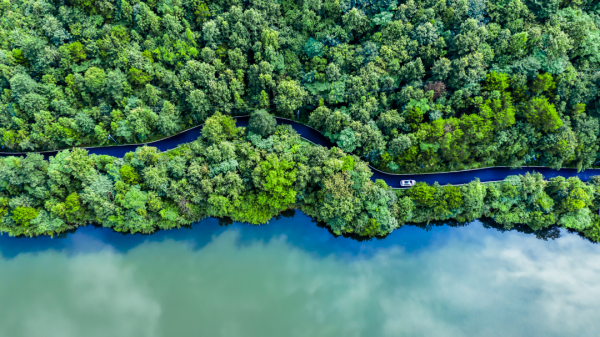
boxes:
[1,113,599,242]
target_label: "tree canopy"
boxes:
[0,0,598,175]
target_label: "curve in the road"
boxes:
[1,116,599,188]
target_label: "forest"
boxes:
[1,112,599,243]
[0,0,599,173]
[1,0,600,240]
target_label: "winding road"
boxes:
[1,116,599,188]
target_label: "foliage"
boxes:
[202,112,238,143]
[248,109,277,137]
[12,207,39,227]
[0,0,598,178]
[0,120,599,243]
[256,154,297,212]
[395,172,600,242]
[0,120,398,238]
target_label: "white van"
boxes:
[400,180,416,187]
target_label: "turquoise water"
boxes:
[1,212,599,337]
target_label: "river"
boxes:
[0,212,599,337]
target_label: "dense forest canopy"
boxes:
[1,0,600,173]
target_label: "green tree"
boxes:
[203,112,239,143]
[248,109,277,137]
[531,73,556,96]
[361,218,380,237]
[337,128,358,153]
[84,67,106,94]
[564,187,591,212]
[255,154,297,211]
[524,97,563,132]
[120,165,140,185]
[187,89,210,120]
[409,182,436,207]
[65,192,86,223]
[388,135,413,157]
[274,79,307,117]
[479,94,516,129]
[129,67,152,86]
[444,185,463,210]
[157,101,182,136]
[343,8,369,37]
[122,107,158,142]
[482,71,510,92]
[12,207,39,227]
[106,68,126,102]
[67,41,87,62]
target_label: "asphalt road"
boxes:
[2,116,599,188]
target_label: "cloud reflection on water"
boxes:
[0,221,599,337]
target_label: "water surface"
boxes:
[1,212,599,337]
